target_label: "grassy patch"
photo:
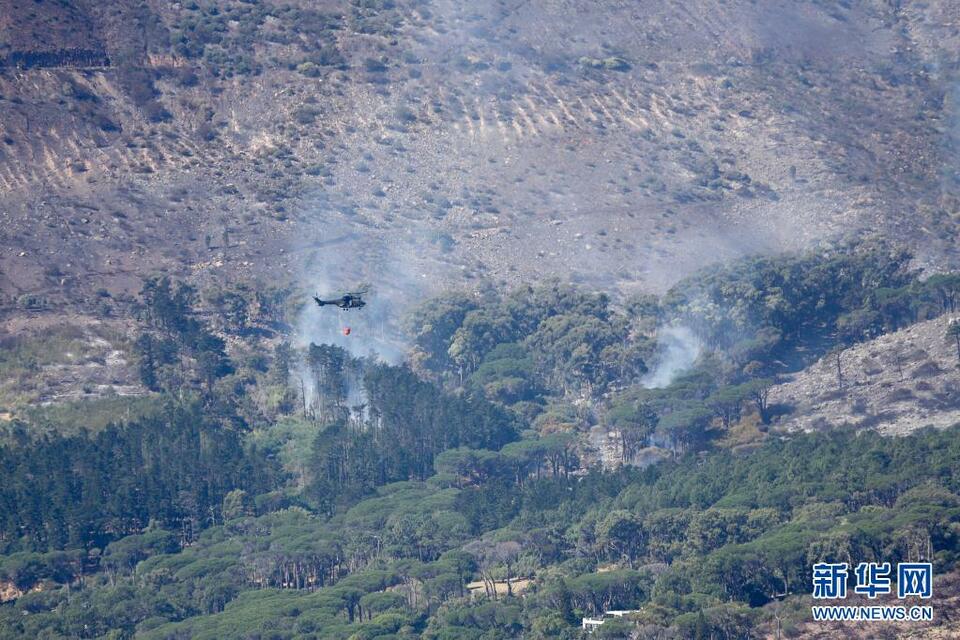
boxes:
[0,323,130,409]
[12,395,164,439]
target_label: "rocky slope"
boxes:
[771,315,960,435]
[1,0,960,315]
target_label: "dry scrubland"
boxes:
[1,0,960,442]
[1,0,960,314]
[772,316,960,436]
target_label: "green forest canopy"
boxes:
[1,241,960,638]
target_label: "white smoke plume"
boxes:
[289,210,462,355]
[290,233,398,413]
[291,239,411,364]
[641,325,702,389]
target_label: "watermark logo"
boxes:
[812,563,848,599]
[897,563,932,599]
[853,562,891,598]
[811,605,933,622]
[810,562,933,623]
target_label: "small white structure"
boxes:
[582,610,639,632]
[582,617,605,631]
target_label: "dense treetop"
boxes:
[2,242,960,638]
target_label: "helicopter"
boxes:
[313,290,367,311]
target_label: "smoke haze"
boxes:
[641,325,702,389]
